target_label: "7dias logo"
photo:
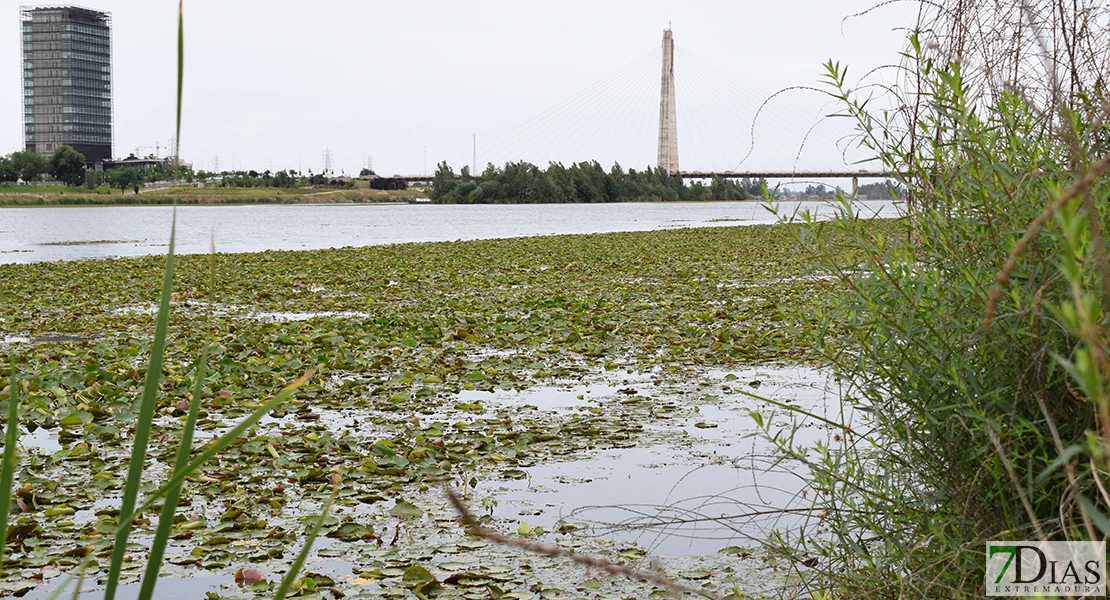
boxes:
[986,541,1106,597]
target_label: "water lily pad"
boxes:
[389,500,423,519]
[0,581,37,595]
[580,578,602,591]
[402,565,437,585]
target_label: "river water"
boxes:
[0,200,895,264]
[5,201,873,596]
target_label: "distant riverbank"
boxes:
[0,186,427,207]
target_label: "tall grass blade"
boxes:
[737,387,856,434]
[68,569,85,600]
[119,369,315,532]
[137,346,208,600]
[104,210,177,600]
[0,360,20,575]
[274,475,341,600]
[1077,493,1110,538]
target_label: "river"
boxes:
[0,200,896,264]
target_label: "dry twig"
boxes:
[444,486,728,600]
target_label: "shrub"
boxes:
[767,2,1110,596]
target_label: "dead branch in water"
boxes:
[443,486,729,600]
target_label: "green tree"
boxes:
[429,162,457,202]
[84,169,104,191]
[9,150,48,182]
[0,156,17,183]
[48,145,86,185]
[272,170,294,188]
[107,168,142,194]
[857,180,901,199]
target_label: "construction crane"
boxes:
[132,141,161,158]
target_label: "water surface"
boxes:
[0,200,895,264]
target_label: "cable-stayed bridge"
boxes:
[389,28,893,187]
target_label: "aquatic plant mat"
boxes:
[0,221,889,598]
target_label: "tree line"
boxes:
[207,169,353,189]
[430,161,769,204]
[802,181,902,199]
[0,146,86,186]
[1,145,196,194]
[0,145,356,194]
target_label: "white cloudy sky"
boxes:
[3,1,921,176]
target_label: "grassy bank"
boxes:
[0,221,889,598]
[0,186,428,207]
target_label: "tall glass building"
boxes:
[21,6,112,167]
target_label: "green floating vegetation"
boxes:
[0,220,892,598]
[1,6,326,600]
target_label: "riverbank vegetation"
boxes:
[0,185,425,207]
[0,148,416,206]
[430,161,766,203]
[429,161,901,204]
[756,1,1110,597]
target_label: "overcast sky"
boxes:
[3,1,921,177]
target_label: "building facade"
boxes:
[21,6,112,167]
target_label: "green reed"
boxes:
[758,27,1110,598]
[0,3,332,598]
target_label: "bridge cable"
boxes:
[675,47,856,171]
[678,47,848,139]
[676,49,818,172]
[508,52,657,168]
[674,53,758,170]
[567,58,660,167]
[593,65,660,170]
[678,50,845,172]
[678,48,847,153]
[453,51,653,170]
[447,48,655,169]
[474,50,654,169]
[448,48,656,170]
[676,63,738,172]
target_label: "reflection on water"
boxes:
[13,366,844,598]
[0,200,896,264]
[489,366,851,557]
[22,575,228,600]
[20,426,61,454]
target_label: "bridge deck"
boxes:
[379,171,896,183]
[678,171,895,179]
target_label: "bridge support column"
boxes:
[852,176,858,198]
[657,28,679,175]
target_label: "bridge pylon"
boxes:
[657,28,679,175]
